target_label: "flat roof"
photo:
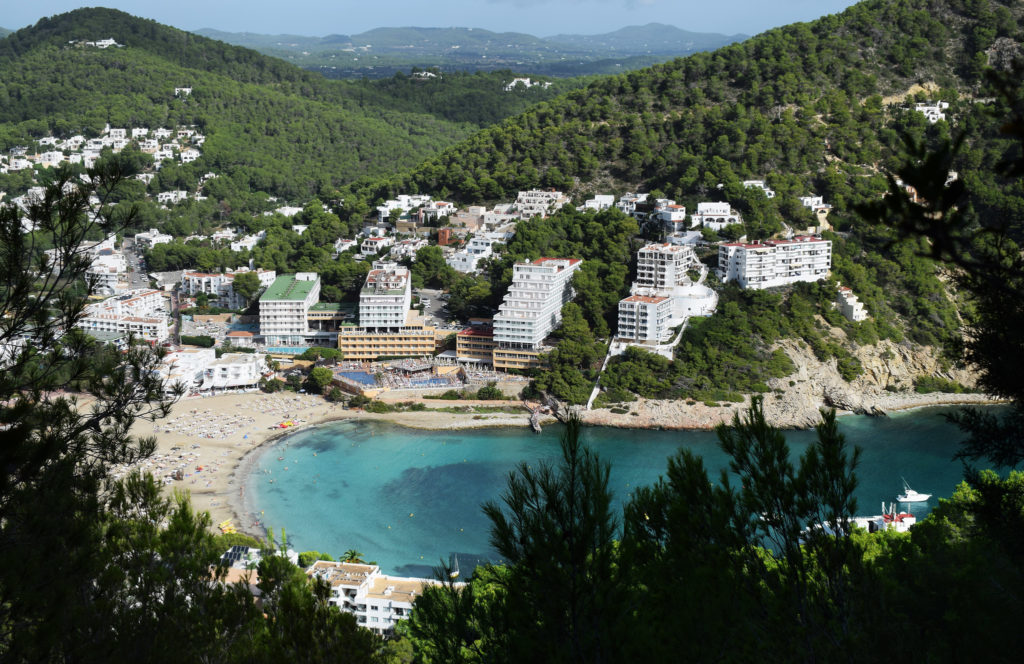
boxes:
[623,294,669,304]
[261,274,317,302]
[458,326,494,337]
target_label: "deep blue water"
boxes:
[246,407,981,576]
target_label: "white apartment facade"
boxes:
[717,236,832,289]
[359,261,412,330]
[493,258,582,368]
[259,273,321,346]
[78,288,170,343]
[634,243,699,291]
[617,294,674,343]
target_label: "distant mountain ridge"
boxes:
[192,23,746,77]
[546,22,747,54]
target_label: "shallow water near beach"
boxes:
[247,406,983,576]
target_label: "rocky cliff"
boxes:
[582,339,1000,430]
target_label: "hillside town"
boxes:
[4,117,858,407]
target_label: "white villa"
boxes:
[914,101,949,124]
[835,283,868,322]
[307,561,452,636]
[691,202,741,231]
[447,236,496,273]
[742,180,776,198]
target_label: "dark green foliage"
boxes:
[180,334,215,347]
[297,550,335,568]
[305,366,334,394]
[672,289,796,399]
[474,383,503,400]
[914,375,972,393]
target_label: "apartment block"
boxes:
[717,236,832,289]
[635,243,699,291]
[513,189,570,218]
[617,294,673,343]
[492,257,582,370]
[337,312,441,361]
[456,320,497,365]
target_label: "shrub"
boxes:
[476,384,504,400]
[180,334,215,348]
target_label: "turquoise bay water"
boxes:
[247,407,977,576]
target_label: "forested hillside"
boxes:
[0,9,579,199]
[335,0,1022,403]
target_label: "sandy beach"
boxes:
[121,392,545,534]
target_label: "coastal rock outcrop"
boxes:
[581,337,1000,431]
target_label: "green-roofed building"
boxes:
[259,272,321,346]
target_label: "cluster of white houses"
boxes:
[181,267,277,310]
[0,123,205,176]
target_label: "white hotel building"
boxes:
[717,235,832,290]
[359,261,412,331]
[492,257,582,370]
[258,273,321,346]
[307,561,453,636]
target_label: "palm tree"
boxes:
[342,549,365,564]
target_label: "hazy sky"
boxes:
[6,1,863,37]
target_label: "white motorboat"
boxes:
[897,478,931,503]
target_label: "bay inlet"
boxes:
[246,406,978,576]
